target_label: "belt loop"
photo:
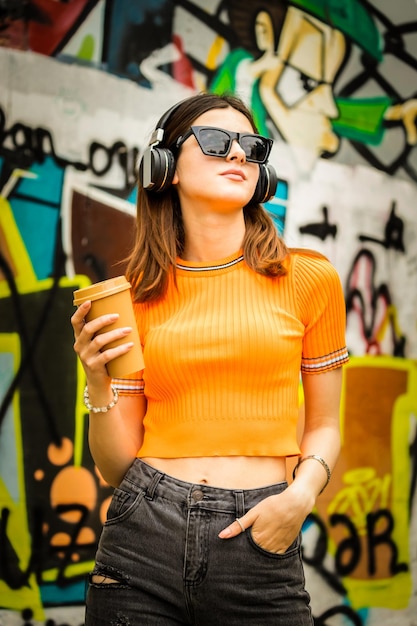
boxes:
[145,471,163,500]
[234,490,245,518]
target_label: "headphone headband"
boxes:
[147,98,190,148]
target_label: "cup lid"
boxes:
[73,275,131,305]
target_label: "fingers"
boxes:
[72,301,128,376]
[72,300,121,342]
[218,517,293,554]
[84,315,121,342]
[218,516,250,539]
[71,301,90,335]
[81,340,133,376]
[74,320,131,360]
[71,301,97,342]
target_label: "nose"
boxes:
[227,139,246,163]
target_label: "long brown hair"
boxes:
[126,92,287,302]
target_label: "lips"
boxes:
[221,169,246,181]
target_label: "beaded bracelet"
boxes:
[83,385,119,413]
[292,455,331,494]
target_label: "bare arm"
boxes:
[87,393,146,487]
[291,367,342,500]
[72,300,147,487]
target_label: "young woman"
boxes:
[72,92,349,625]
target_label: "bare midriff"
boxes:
[140,456,288,489]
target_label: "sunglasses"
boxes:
[173,126,273,164]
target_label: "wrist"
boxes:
[292,454,332,497]
[84,384,119,413]
[286,481,316,512]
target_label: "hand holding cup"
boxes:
[73,276,145,377]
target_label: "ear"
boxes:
[172,170,179,186]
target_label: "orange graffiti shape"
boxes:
[48,437,74,466]
[50,466,97,523]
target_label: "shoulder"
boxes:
[286,248,340,280]
[285,248,344,305]
[287,247,330,263]
[282,250,347,334]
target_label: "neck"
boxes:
[181,209,245,262]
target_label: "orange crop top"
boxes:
[112,249,349,458]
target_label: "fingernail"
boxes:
[218,528,232,539]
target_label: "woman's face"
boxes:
[172,107,260,214]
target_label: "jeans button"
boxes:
[192,489,204,502]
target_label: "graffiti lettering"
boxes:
[299,206,338,241]
[358,201,406,252]
[89,140,139,190]
[345,249,406,356]
[0,107,84,171]
[331,511,408,577]
[367,509,408,576]
[0,107,139,194]
[330,513,361,576]
[302,513,347,594]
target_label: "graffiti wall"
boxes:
[0,0,416,624]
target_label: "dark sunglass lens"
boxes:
[199,128,230,156]
[241,136,268,162]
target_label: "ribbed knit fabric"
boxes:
[112,249,349,458]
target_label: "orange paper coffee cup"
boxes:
[73,276,144,377]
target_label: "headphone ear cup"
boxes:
[250,163,278,204]
[139,146,176,193]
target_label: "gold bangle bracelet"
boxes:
[292,455,331,494]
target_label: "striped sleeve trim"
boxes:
[111,377,145,395]
[301,347,349,373]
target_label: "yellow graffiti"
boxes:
[328,467,391,535]
[0,333,44,616]
[0,196,37,289]
[337,356,417,611]
[375,303,404,346]
[206,35,226,71]
[0,168,38,200]
[0,201,91,618]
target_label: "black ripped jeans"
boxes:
[85,458,313,625]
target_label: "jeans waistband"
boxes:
[124,458,287,516]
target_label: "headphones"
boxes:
[138,100,278,205]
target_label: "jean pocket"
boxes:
[248,530,301,559]
[104,486,144,526]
